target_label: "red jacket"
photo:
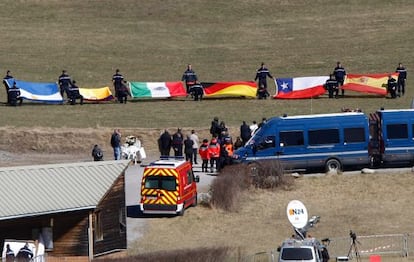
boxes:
[208,139,220,158]
[199,142,210,160]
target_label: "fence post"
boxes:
[403,233,408,257]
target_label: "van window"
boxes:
[281,248,313,260]
[187,170,193,185]
[280,131,304,146]
[309,129,339,145]
[387,123,408,139]
[344,127,366,143]
[144,176,177,191]
[256,136,275,150]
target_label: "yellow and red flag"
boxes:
[342,73,399,96]
[79,86,114,101]
[203,81,257,98]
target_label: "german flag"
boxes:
[342,73,399,95]
[202,81,257,98]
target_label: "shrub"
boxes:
[251,160,294,190]
[210,160,294,211]
[210,164,250,211]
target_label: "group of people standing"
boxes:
[158,117,235,172]
[387,63,408,99]
[181,63,276,100]
[5,243,33,262]
[158,129,200,165]
[324,62,347,98]
[324,62,407,99]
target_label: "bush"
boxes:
[210,160,294,212]
[251,160,294,190]
[210,164,250,211]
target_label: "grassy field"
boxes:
[0,0,413,129]
[1,0,414,260]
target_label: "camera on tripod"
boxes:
[349,230,357,242]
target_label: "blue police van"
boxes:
[233,112,370,172]
[369,109,414,167]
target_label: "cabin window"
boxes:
[344,127,366,143]
[309,129,339,145]
[279,131,304,146]
[144,176,177,191]
[95,211,103,241]
[387,124,408,139]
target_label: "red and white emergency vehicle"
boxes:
[139,157,199,216]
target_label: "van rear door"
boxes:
[141,174,179,213]
[382,120,413,163]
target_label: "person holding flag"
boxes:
[254,62,274,98]
[333,61,346,97]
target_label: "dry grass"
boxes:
[0,0,414,129]
[129,171,414,259]
[1,1,414,261]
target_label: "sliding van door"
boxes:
[343,127,369,167]
[278,130,307,170]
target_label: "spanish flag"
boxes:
[342,73,399,96]
[203,81,257,98]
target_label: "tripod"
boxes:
[347,231,361,262]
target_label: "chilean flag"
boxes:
[274,76,328,99]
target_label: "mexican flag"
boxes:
[129,82,187,98]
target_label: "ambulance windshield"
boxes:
[145,176,177,191]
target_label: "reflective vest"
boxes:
[224,143,233,157]
[208,140,220,158]
[199,142,210,160]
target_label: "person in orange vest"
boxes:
[198,139,210,172]
[208,137,220,173]
[219,138,234,170]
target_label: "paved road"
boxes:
[124,162,217,246]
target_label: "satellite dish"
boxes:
[286,200,308,229]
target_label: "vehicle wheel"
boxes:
[192,194,198,207]
[178,206,185,216]
[325,159,341,173]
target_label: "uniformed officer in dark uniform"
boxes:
[189,81,204,101]
[117,80,130,104]
[8,81,22,106]
[324,74,339,98]
[58,70,73,99]
[254,62,274,94]
[387,74,397,98]
[3,70,14,104]
[333,61,346,96]
[67,80,84,105]
[181,64,198,94]
[16,243,33,261]
[396,62,407,96]
[112,69,124,102]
